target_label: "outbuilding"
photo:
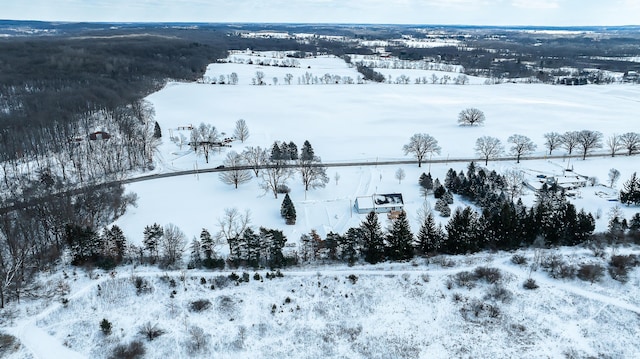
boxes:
[354,193,404,214]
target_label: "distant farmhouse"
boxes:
[525,174,588,192]
[354,193,404,214]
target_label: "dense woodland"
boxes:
[1,22,639,309]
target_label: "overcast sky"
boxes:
[3,0,639,26]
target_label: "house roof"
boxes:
[356,193,404,210]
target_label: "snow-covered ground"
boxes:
[2,51,640,359]
[118,52,640,245]
[4,249,640,358]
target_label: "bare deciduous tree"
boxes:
[606,134,622,157]
[503,168,526,201]
[161,223,186,266]
[299,158,329,192]
[576,130,603,160]
[284,73,293,85]
[609,168,621,188]
[561,131,580,155]
[620,132,640,156]
[190,123,220,163]
[395,168,406,184]
[508,134,537,163]
[402,133,441,167]
[260,160,293,198]
[241,146,268,177]
[255,71,265,85]
[217,208,251,257]
[543,132,563,155]
[219,151,252,189]
[233,119,249,143]
[458,108,485,126]
[475,136,504,165]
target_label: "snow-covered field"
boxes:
[117,52,640,244]
[2,51,640,359]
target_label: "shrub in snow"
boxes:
[523,278,539,290]
[347,274,358,284]
[189,299,212,312]
[511,254,527,265]
[541,254,576,279]
[484,284,512,303]
[452,271,476,289]
[609,254,638,283]
[0,334,18,357]
[474,266,502,284]
[100,318,112,336]
[109,340,145,359]
[138,322,164,341]
[276,184,291,194]
[187,326,209,354]
[576,263,605,284]
[132,276,152,295]
[460,299,500,322]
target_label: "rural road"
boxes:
[0,151,619,215]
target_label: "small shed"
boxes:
[354,193,404,214]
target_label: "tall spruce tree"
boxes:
[416,212,444,255]
[143,223,163,263]
[360,211,385,264]
[188,239,202,268]
[385,211,414,261]
[620,172,640,205]
[153,121,162,138]
[443,206,481,254]
[281,193,297,225]
[340,228,361,265]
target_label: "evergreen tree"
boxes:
[339,228,361,265]
[153,121,162,138]
[435,198,450,217]
[244,228,261,267]
[300,140,315,161]
[324,232,341,261]
[288,141,299,160]
[188,239,202,268]
[143,223,163,263]
[419,172,433,191]
[260,227,287,269]
[200,229,213,260]
[104,225,126,263]
[559,203,579,246]
[65,224,100,265]
[443,190,454,205]
[433,183,446,199]
[444,169,458,191]
[385,211,414,261]
[620,172,640,205]
[281,193,297,225]
[443,207,480,254]
[534,183,567,246]
[360,212,385,264]
[416,212,444,255]
[270,142,284,161]
[575,210,595,244]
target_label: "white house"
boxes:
[354,193,404,214]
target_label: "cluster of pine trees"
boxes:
[297,162,598,265]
